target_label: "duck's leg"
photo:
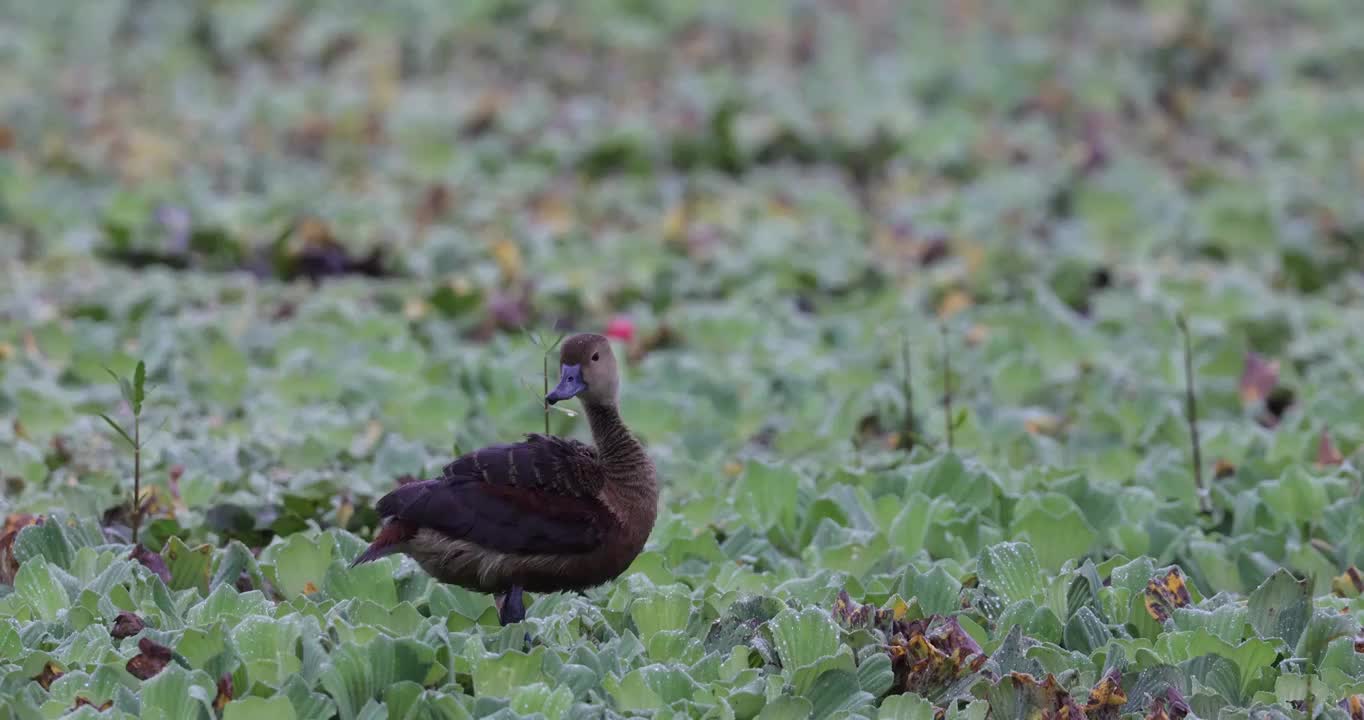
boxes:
[495,586,533,648]
[496,585,526,625]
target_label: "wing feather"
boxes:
[374,435,607,555]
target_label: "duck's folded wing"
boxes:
[438,434,603,497]
[376,479,606,555]
[373,435,607,556]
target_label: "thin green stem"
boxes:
[1176,314,1210,513]
[941,324,954,451]
[543,353,551,435]
[132,416,141,545]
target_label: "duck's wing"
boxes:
[371,435,608,556]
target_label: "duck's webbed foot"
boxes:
[495,585,526,626]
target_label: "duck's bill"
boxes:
[545,364,587,404]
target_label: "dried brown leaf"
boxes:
[1317,430,1345,467]
[1333,566,1364,598]
[214,674,234,712]
[2,513,40,536]
[888,614,987,696]
[125,637,173,680]
[111,611,146,639]
[1238,352,1279,406]
[1084,668,1127,720]
[1147,687,1191,720]
[33,661,63,690]
[129,544,171,584]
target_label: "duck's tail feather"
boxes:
[350,520,416,567]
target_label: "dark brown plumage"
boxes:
[352,333,658,625]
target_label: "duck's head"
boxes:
[545,332,619,407]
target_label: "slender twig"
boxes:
[133,414,141,544]
[940,323,954,450]
[99,360,148,545]
[1176,314,1210,513]
[543,350,551,435]
[534,329,569,435]
[900,332,920,449]
[1306,672,1314,720]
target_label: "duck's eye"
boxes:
[591,352,600,362]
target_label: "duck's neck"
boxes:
[585,401,653,481]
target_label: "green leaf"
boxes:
[14,557,69,621]
[857,651,894,697]
[354,700,386,720]
[1246,569,1311,649]
[1153,629,1278,697]
[176,626,231,677]
[470,646,545,697]
[1011,494,1096,571]
[140,665,215,720]
[1063,606,1111,655]
[222,696,297,720]
[733,460,800,531]
[106,366,133,406]
[977,542,1044,604]
[267,533,333,597]
[98,413,136,448]
[1184,653,1243,705]
[631,588,692,643]
[906,565,962,616]
[1296,609,1356,668]
[1172,605,1247,645]
[990,626,1040,678]
[234,615,303,689]
[757,696,814,720]
[283,674,337,720]
[383,681,423,720]
[768,606,841,674]
[878,693,936,720]
[604,667,662,711]
[133,360,146,415]
[510,683,573,720]
[320,643,377,720]
[324,562,397,606]
[803,668,874,720]
[211,541,262,591]
[162,537,213,593]
[889,493,934,558]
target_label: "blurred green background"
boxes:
[3,1,1364,718]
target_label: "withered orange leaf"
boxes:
[1084,668,1128,720]
[887,614,988,696]
[1333,566,1364,598]
[830,589,894,631]
[1342,695,1364,720]
[1317,430,1345,466]
[998,672,1088,720]
[1144,567,1192,623]
[2,513,39,535]
[33,661,63,690]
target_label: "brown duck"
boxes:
[352,332,658,625]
